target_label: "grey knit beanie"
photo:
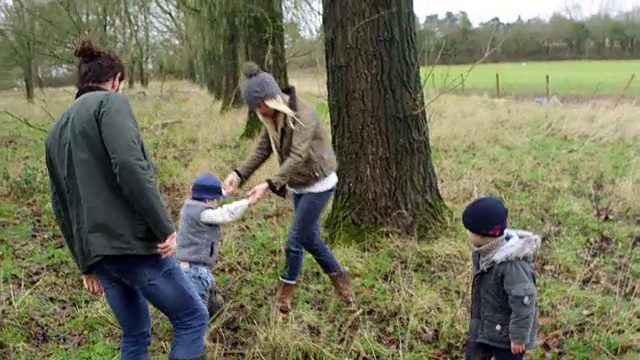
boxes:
[241,62,282,108]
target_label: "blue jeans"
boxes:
[280,188,343,283]
[180,262,220,307]
[465,342,525,360]
[93,255,209,360]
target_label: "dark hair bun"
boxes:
[74,37,102,63]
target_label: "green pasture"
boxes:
[422,60,640,96]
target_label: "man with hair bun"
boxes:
[45,37,208,360]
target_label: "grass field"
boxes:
[421,60,640,97]
[1,77,639,359]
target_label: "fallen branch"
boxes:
[36,94,56,122]
[143,119,182,129]
[2,111,48,134]
[3,110,181,134]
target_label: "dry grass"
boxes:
[0,77,639,359]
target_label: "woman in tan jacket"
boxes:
[223,62,356,314]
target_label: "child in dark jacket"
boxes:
[176,173,250,317]
[462,196,540,360]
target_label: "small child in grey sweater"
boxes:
[176,172,250,317]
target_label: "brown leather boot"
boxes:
[275,280,296,313]
[329,270,357,310]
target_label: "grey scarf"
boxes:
[473,236,506,270]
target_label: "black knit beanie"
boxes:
[462,196,509,237]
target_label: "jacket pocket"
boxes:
[483,317,510,344]
[133,214,154,240]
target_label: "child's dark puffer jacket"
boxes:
[468,229,540,350]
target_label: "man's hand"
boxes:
[158,232,177,258]
[511,342,526,354]
[247,182,269,205]
[223,172,241,195]
[82,273,104,295]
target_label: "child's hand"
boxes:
[82,273,104,295]
[510,342,525,354]
[247,182,269,205]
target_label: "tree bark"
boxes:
[241,0,289,138]
[138,49,149,88]
[141,1,151,88]
[323,0,447,240]
[211,60,224,100]
[220,5,243,113]
[128,61,135,89]
[265,0,288,87]
[22,58,34,103]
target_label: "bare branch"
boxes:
[422,27,509,109]
[3,110,48,133]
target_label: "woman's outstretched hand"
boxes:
[223,172,240,195]
[247,182,269,205]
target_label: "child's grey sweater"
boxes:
[176,198,249,265]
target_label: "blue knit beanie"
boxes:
[462,196,509,237]
[191,173,229,200]
[241,62,282,108]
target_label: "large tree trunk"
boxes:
[241,0,289,138]
[265,0,288,87]
[220,6,243,113]
[323,0,447,240]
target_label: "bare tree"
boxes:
[0,0,37,102]
[241,0,289,138]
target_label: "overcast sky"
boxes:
[413,0,639,25]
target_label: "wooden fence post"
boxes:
[495,73,500,98]
[431,73,436,90]
[460,73,465,94]
[614,74,636,107]
[545,74,550,101]
[620,74,636,95]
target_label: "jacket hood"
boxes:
[493,229,541,263]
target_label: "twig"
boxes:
[2,110,48,133]
[300,0,322,17]
[422,28,509,110]
[614,74,635,108]
[37,96,56,122]
[142,119,183,130]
